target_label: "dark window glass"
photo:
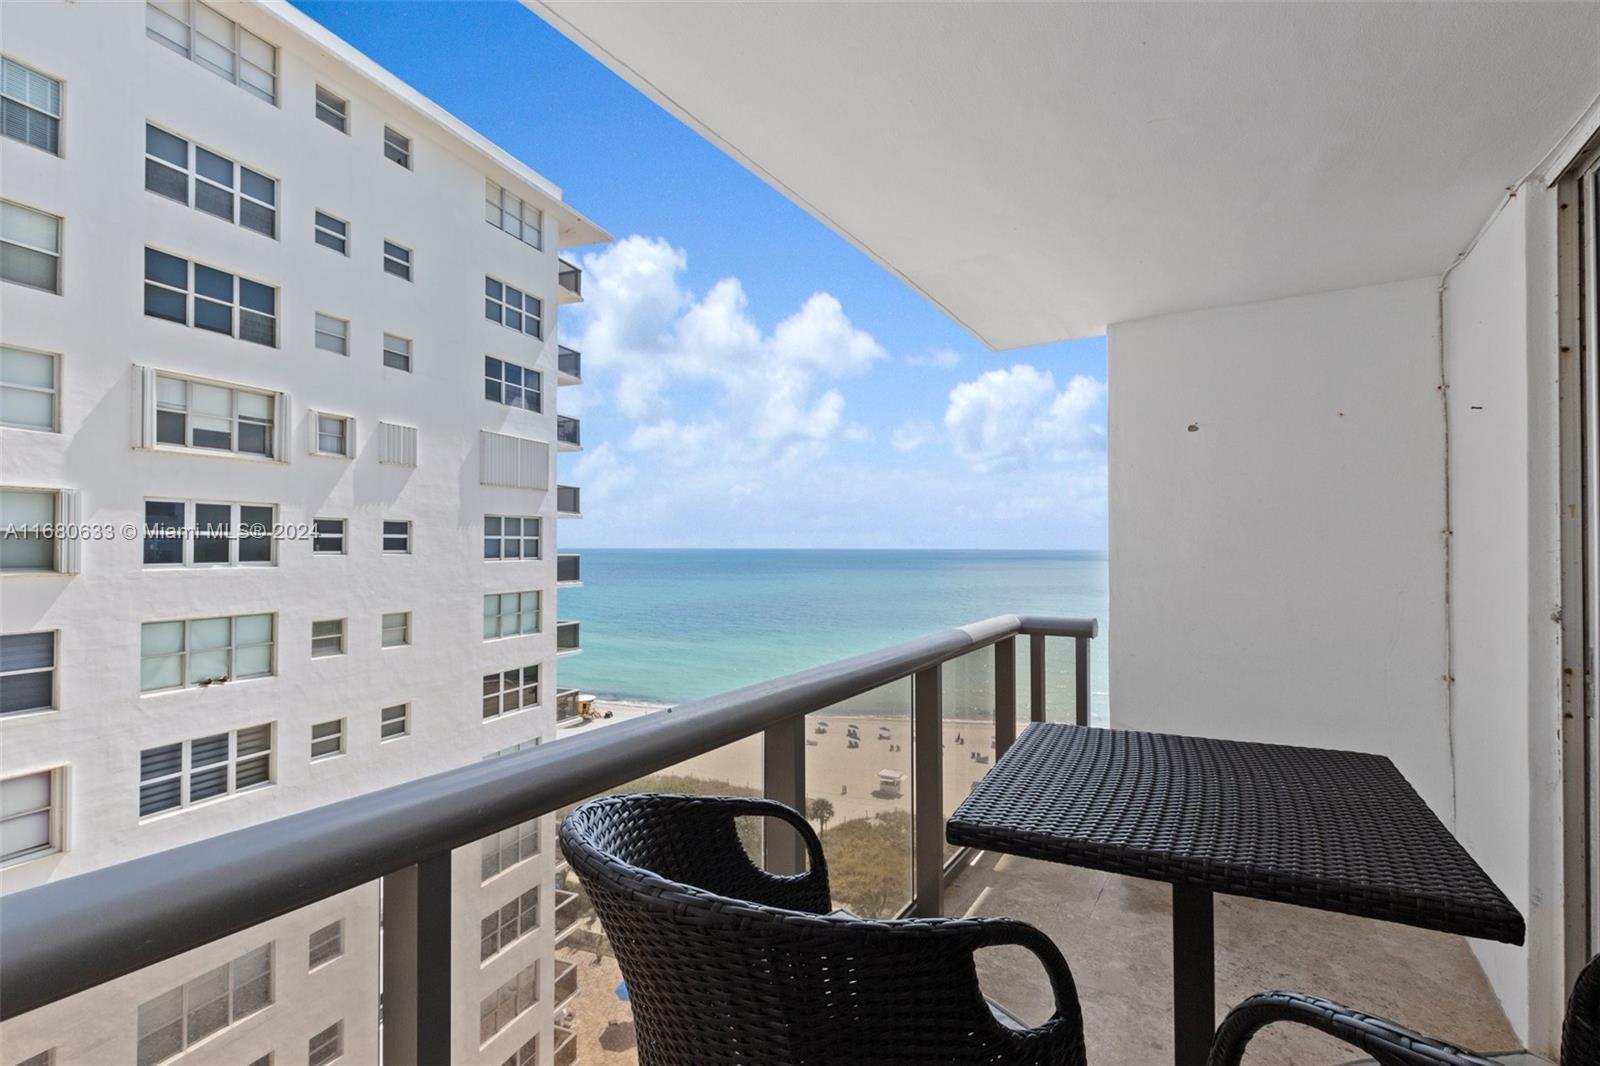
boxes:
[239,506,273,562]
[156,409,186,445]
[144,284,186,323]
[195,148,232,186]
[144,501,185,564]
[194,265,232,302]
[144,248,187,288]
[194,504,231,564]
[146,126,188,166]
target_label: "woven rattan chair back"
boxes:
[560,792,1087,1066]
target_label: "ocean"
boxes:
[556,549,1109,724]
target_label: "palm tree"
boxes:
[808,797,835,840]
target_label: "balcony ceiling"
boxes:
[529,1,1600,349]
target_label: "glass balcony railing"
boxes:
[556,554,580,584]
[557,345,581,383]
[556,687,581,724]
[553,1024,577,1066]
[556,415,580,450]
[553,958,579,1009]
[556,484,580,517]
[556,620,580,653]
[557,259,581,301]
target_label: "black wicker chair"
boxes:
[1208,951,1599,1066]
[558,792,1087,1066]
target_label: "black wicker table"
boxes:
[946,722,1525,1066]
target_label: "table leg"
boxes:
[1172,884,1215,1066]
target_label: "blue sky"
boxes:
[294,1,1108,550]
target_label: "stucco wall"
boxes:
[1106,277,1454,816]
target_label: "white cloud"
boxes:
[575,237,885,467]
[944,365,1106,473]
[891,420,934,453]
[905,347,960,368]
[571,442,636,504]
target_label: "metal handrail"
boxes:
[0,614,1097,1042]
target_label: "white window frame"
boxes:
[1,55,62,156]
[312,518,346,555]
[314,313,349,356]
[143,499,277,568]
[382,333,411,372]
[311,618,345,659]
[484,179,543,250]
[314,210,348,255]
[383,126,410,168]
[144,124,276,238]
[0,630,55,715]
[312,413,353,458]
[483,515,541,561]
[381,611,411,648]
[479,962,538,1046]
[314,85,347,132]
[152,373,278,458]
[382,240,411,281]
[308,1021,342,1066]
[501,1035,538,1066]
[145,0,278,104]
[480,818,538,882]
[380,702,409,740]
[308,920,343,970]
[484,357,542,412]
[1,487,57,573]
[482,664,538,720]
[310,718,345,761]
[1,200,61,294]
[143,247,277,346]
[1,766,64,866]
[0,345,59,431]
[483,591,539,640]
[479,886,538,963]
[382,520,411,554]
[484,276,541,338]
[135,942,274,1066]
[138,725,274,816]
[139,614,275,693]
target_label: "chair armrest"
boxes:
[1208,992,1497,1066]
[664,794,829,887]
[968,918,1083,1030]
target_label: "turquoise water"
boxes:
[556,550,1109,722]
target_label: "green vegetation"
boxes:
[823,810,911,918]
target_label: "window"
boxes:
[152,373,278,457]
[483,516,540,561]
[484,276,541,337]
[144,125,276,237]
[314,313,348,355]
[135,943,272,1066]
[312,518,345,555]
[14,1049,53,1066]
[382,333,411,372]
[1,201,60,293]
[382,241,411,281]
[310,719,344,761]
[485,180,543,250]
[380,703,409,740]
[314,211,347,255]
[2,56,61,154]
[0,632,54,715]
[1,488,55,571]
[381,611,410,648]
[314,414,351,457]
[484,357,541,412]
[501,1036,537,1066]
[478,431,549,491]
[382,520,410,554]
[311,619,344,658]
[145,1,277,103]
[383,126,410,168]
[482,665,538,720]
[140,615,274,692]
[144,248,276,346]
[314,85,347,132]
[307,1021,342,1066]
[483,592,539,640]
[1,346,58,430]
[138,725,273,816]
[144,500,275,566]
[480,887,538,962]
[244,1055,271,1066]
[1,768,61,865]
[480,818,538,881]
[308,920,342,969]
[479,963,538,1045]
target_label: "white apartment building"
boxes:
[0,3,605,1064]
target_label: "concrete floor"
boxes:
[944,849,1522,1065]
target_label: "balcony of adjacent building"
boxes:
[553,958,580,1012]
[556,687,582,726]
[553,1024,578,1066]
[555,620,580,655]
[556,553,580,587]
[556,415,581,452]
[556,345,581,386]
[557,259,582,303]
[556,484,581,519]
